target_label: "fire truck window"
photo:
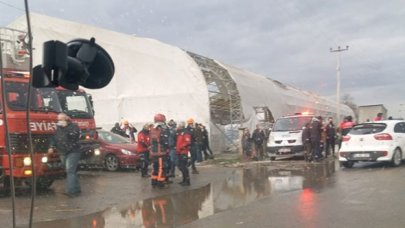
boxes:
[5,82,48,111]
[7,92,26,109]
[39,88,63,112]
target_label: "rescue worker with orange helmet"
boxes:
[186,118,199,174]
[176,121,191,186]
[150,113,171,188]
[137,123,151,177]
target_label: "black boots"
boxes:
[179,179,190,186]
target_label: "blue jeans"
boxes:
[196,143,203,162]
[64,152,81,194]
[311,141,321,159]
[190,144,197,170]
[169,148,177,175]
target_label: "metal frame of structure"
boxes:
[187,52,243,147]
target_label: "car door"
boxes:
[393,122,405,153]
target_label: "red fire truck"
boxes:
[53,87,102,168]
[0,27,64,190]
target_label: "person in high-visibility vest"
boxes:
[150,113,171,188]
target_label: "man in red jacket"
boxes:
[137,123,151,177]
[176,121,191,186]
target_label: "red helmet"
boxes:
[154,113,166,123]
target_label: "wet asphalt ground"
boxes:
[1,156,405,227]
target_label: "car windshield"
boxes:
[350,123,387,135]
[57,90,94,119]
[273,116,313,131]
[98,131,130,144]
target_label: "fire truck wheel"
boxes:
[105,154,119,172]
[1,176,11,190]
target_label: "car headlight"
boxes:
[41,156,48,163]
[121,149,132,155]
[94,148,101,156]
[23,157,32,166]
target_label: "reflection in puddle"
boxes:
[32,161,335,227]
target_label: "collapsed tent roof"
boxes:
[8,13,353,152]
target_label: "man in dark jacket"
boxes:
[186,118,199,174]
[201,124,214,160]
[252,124,266,160]
[302,122,312,162]
[111,122,126,137]
[194,123,204,162]
[310,116,323,161]
[48,113,81,197]
[325,117,336,157]
[168,120,177,177]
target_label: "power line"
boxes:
[0,0,24,11]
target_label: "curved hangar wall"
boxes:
[9,13,211,133]
[9,14,353,153]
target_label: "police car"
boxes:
[267,113,314,160]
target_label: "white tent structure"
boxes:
[8,13,353,152]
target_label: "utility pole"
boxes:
[330,45,349,123]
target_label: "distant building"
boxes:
[358,104,388,123]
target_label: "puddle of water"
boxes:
[30,160,335,227]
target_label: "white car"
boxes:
[339,120,405,168]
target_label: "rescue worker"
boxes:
[150,113,171,188]
[176,121,191,186]
[168,120,177,177]
[339,116,355,149]
[186,118,199,174]
[137,123,151,177]
[374,112,384,121]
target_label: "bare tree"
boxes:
[342,94,359,120]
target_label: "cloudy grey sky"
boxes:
[1,0,404,116]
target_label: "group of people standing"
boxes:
[118,114,214,189]
[242,124,267,160]
[110,120,138,143]
[302,115,355,162]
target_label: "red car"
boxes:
[97,129,140,171]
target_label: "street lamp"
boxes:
[330,46,349,123]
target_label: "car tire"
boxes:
[391,148,402,167]
[105,154,119,172]
[24,178,54,191]
[341,161,354,168]
[37,178,54,191]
